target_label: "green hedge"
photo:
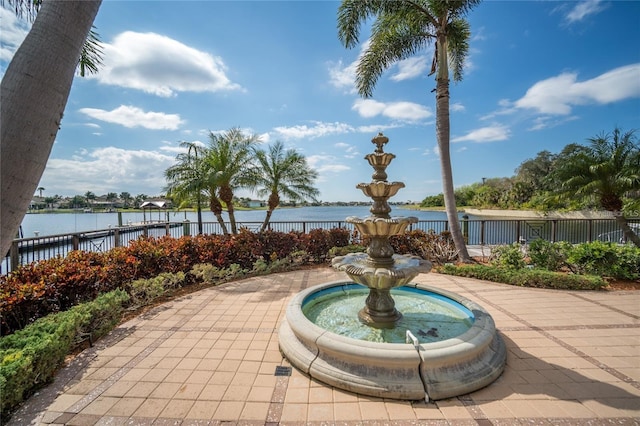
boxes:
[440,264,607,290]
[0,290,130,420]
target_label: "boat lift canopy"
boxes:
[140,200,169,223]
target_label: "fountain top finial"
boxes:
[372,133,388,153]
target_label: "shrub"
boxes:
[389,230,458,264]
[440,264,606,290]
[418,230,458,264]
[613,244,640,280]
[565,241,640,280]
[527,239,570,271]
[0,290,129,420]
[125,272,186,308]
[327,227,351,248]
[490,243,526,269]
[299,228,333,263]
[1,228,355,335]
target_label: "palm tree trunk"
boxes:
[209,197,229,235]
[227,203,238,234]
[1,0,102,257]
[219,185,237,234]
[261,192,279,232]
[614,214,640,247]
[195,190,203,234]
[435,34,471,263]
[261,209,274,232]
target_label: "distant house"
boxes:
[247,200,265,208]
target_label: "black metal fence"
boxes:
[3,218,639,274]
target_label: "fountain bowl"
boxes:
[332,253,431,289]
[279,280,507,401]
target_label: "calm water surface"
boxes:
[20,206,459,237]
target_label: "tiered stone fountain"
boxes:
[279,133,506,401]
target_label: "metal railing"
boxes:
[3,218,638,274]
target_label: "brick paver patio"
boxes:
[8,268,640,425]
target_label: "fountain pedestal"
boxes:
[332,133,431,327]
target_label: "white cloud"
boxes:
[528,115,579,131]
[391,56,428,81]
[41,147,175,195]
[327,40,372,93]
[352,99,386,118]
[352,99,432,122]
[307,154,350,175]
[565,0,606,23]
[329,45,430,92]
[451,102,466,112]
[79,105,184,130]
[328,59,358,93]
[357,124,403,134]
[514,64,640,115]
[90,31,243,97]
[273,121,355,140]
[258,132,270,143]
[334,142,360,158]
[0,8,30,63]
[452,125,511,143]
[472,26,487,42]
[158,140,205,155]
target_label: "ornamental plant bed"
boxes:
[469,256,640,291]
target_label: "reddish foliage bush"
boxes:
[0,228,352,335]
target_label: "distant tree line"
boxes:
[30,191,149,210]
[422,128,639,212]
[422,128,640,245]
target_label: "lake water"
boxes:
[19,206,460,237]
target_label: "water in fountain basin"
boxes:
[302,283,474,344]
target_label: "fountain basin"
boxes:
[279,280,507,401]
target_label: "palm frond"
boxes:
[446,18,470,82]
[78,27,104,77]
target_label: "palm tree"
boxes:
[37,187,45,197]
[337,0,479,262]
[251,141,320,231]
[164,141,206,234]
[550,128,640,247]
[205,128,262,234]
[1,0,102,257]
[134,194,148,208]
[119,192,132,208]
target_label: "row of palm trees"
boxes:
[164,128,320,235]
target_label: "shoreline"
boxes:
[462,208,619,219]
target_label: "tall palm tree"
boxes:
[164,141,207,234]
[251,141,320,231]
[550,128,640,247]
[337,0,479,262]
[1,0,102,257]
[205,128,261,234]
[37,187,45,197]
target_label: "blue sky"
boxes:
[1,0,639,203]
